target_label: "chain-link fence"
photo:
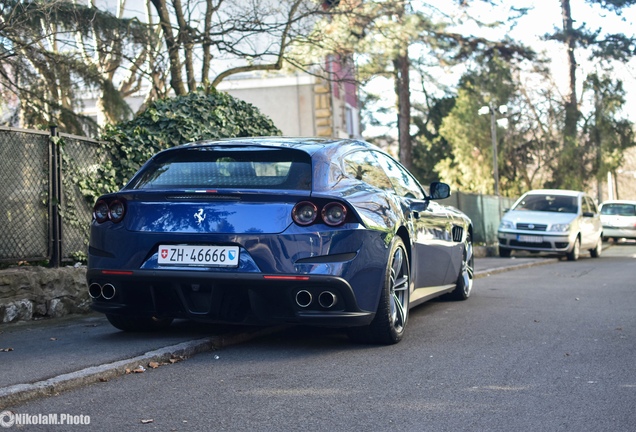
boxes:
[58,133,110,261]
[0,127,108,264]
[0,128,50,261]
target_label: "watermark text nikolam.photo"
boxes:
[1,411,90,428]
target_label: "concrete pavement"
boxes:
[0,254,560,409]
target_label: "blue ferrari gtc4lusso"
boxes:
[87,137,473,344]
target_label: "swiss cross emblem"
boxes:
[161,249,168,259]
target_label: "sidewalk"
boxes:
[0,255,558,409]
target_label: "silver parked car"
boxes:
[498,189,603,261]
[599,200,636,242]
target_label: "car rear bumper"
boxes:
[87,269,374,327]
[602,227,636,239]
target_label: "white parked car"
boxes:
[599,200,636,242]
[497,189,603,261]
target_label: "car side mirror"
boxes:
[429,182,451,200]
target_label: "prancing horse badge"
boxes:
[194,208,206,225]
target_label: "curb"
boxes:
[474,258,559,279]
[0,326,285,409]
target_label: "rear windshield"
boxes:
[127,147,312,190]
[601,204,636,216]
[513,194,578,213]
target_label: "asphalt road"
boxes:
[3,244,635,431]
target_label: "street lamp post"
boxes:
[478,102,508,196]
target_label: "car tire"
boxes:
[566,237,580,261]
[446,233,474,301]
[348,237,410,345]
[106,313,173,332]
[499,247,511,258]
[590,236,602,258]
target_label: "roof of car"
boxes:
[138,137,396,194]
[524,189,586,197]
[600,200,636,205]
[175,137,378,155]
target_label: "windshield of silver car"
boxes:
[513,195,578,213]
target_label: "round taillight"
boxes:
[321,202,347,226]
[93,200,109,223]
[292,201,318,226]
[109,200,126,223]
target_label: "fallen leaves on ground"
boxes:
[140,419,154,424]
[123,355,187,375]
[0,347,14,352]
[125,365,146,374]
[146,355,186,369]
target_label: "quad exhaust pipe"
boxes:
[318,291,337,309]
[88,283,116,300]
[295,290,312,308]
[295,290,337,309]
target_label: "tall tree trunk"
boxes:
[150,0,186,96]
[394,53,412,170]
[392,0,411,170]
[201,0,214,85]
[562,0,578,140]
[557,0,582,189]
[173,0,196,92]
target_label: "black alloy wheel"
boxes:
[447,233,474,301]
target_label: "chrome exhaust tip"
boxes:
[101,283,116,300]
[88,283,102,299]
[295,290,312,308]
[318,291,337,309]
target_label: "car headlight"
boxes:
[499,220,514,230]
[551,223,570,232]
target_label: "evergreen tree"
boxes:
[0,1,150,135]
[545,0,636,189]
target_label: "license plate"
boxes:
[517,235,543,243]
[158,245,239,267]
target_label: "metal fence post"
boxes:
[49,125,62,267]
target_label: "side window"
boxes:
[374,152,425,199]
[581,197,591,214]
[584,196,598,214]
[342,151,393,191]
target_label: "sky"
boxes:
[362,0,636,138]
[492,0,636,106]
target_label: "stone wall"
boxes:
[0,266,89,324]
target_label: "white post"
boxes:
[490,103,499,196]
